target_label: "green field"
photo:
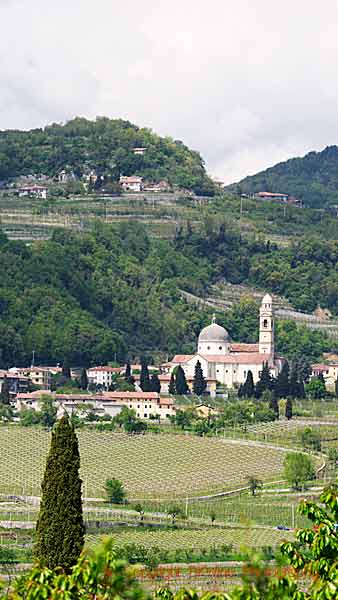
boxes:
[0,427,303,499]
[87,525,293,552]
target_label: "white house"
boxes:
[119,176,143,192]
[87,366,123,389]
[18,185,47,199]
[163,294,284,394]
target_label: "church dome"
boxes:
[198,321,230,344]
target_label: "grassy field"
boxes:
[87,525,293,552]
[0,427,300,499]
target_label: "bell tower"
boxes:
[259,294,274,356]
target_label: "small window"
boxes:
[144,414,147,418]
[263,319,268,328]
[207,346,210,350]
[219,346,222,350]
[137,404,140,408]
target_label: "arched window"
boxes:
[219,346,223,350]
[263,319,268,328]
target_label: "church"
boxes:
[162,294,284,396]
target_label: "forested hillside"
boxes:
[0,221,336,368]
[0,117,214,195]
[228,145,338,207]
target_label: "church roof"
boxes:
[198,322,230,343]
[171,355,194,363]
[230,343,259,353]
[201,353,272,364]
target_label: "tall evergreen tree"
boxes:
[34,416,84,571]
[150,374,161,393]
[168,372,176,395]
[79,368,88,391]
[269,397,279,419]
[242,370,254,398]
[285,398,293,420]
[255,362,272,399]
[175,366,189,395]
[0,376,10,405]
[61,360,71,380]
[193,360,207,396]
[125,362,131,380]
[140,359,151,392]
[289,366,306,399]
[274,361,290,399]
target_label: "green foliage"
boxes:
[34,415,84,571]
[105,478,126,504]
[228,144,338,207]
[0,376,10,405]
[193,360,207,396]
[39,396,57,428]
[255,363,273,399]
[175,366,189,395]
[299,427,322,452]
[79,368,88,390]
[274,362,290,399]
[283,452,315,490]
[306,377,327,399]
[247,476,263,497]
[0,116,214,195]
[285,398,293,420]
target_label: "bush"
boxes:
[105,478,126,504]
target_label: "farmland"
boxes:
[0,427,299,498]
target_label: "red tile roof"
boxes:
[88,366,122,373]
[201,353,271,365]
[171,355,194,363]
[230,343,259,353]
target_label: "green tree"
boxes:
[168,372,176,395]
[300,427,321,452]
[193,360,207,396]
[268,397,279,419]
[105,478,126,504]
[283,452,315,490]
[254,362,273,398]
[274,361,290,399]
[175,366,189,395]
[34,415,84,571]
[133,503,145,523]
[140,359,151,392]
[79,368,88,390]
[166,504,185,526]
[247,476,263,497]
[306,376,327,399]
[285,397,293,420]
[61,360,71,380]
[0,376,10,405]
[242,370,255,398]
[150,373,161,393]
[39,396,57,428]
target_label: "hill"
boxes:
[0,116,214,196]
[227,145,338,207]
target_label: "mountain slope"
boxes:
[227,145,338,207]
[0,117,214,195]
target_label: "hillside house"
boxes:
[311,363,338,391]
[119,175,143,192]
[16,390,175,421]
[17,185,47,199]
[87,366,124,389]
[0,371,29,397]
[9,366,52,390]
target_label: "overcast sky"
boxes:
[2,0,338,183]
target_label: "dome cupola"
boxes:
[198,315,230,355]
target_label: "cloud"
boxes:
[1,0,338,182]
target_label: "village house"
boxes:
[311,363,338,391]
[9,366,52,390]
[162,294,285,395]
[132,147,147,156]
[16,390,175,421]
[0,370,30,397]
[119,175,143,192]
[255,191,289,202]
[17,185,47,199]
[87,366,124,389]
[142,180,171,192]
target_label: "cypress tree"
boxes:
[168,372,176,395]
[175,366,189,395]
[125,362,132,380]
[140,359,151,392]
[150,374,161,393]
[238,384,244,398]
[34,415,84,571]
[0,376,11,405]
[255,362,272,398]
[269,397,279,419]
[242,370,254,398]
[274,362,290,399]
[193,360,207,396]
[285,398,293,420]
[61,360,71,380]
[79,368,88,391]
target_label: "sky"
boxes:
[2,0,338,183]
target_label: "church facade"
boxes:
[163,294,284,395]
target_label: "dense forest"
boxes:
[0,221,336,368]
[0,117,214,195]
[228,145,338,207]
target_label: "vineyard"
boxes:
[0,427,300,499]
